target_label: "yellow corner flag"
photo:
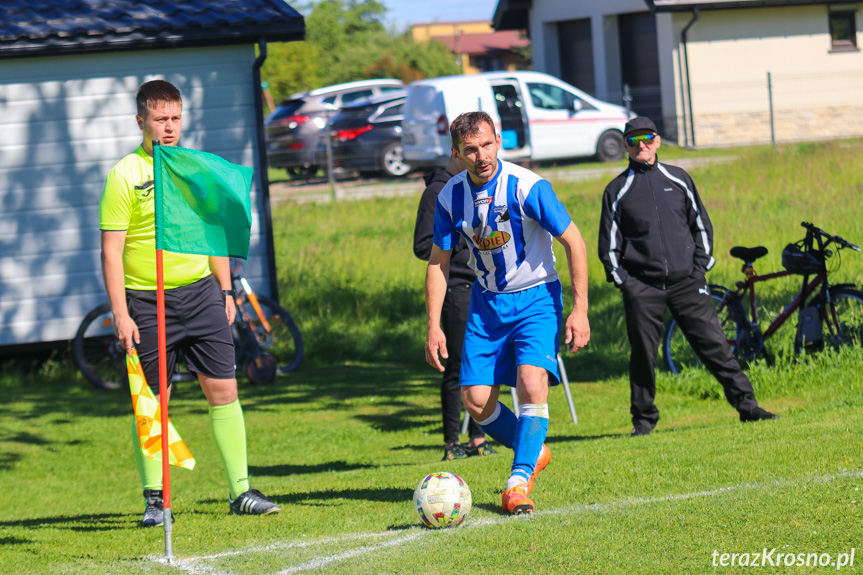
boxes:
[127,350,195,470]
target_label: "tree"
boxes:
[386,33,460,80]
[304,0,388,86]
[261,41,321,103]
[261,0,460,102]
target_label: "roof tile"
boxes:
[0,0,304,57]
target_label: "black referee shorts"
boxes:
[127,275,236,394]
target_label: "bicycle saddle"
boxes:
[729,246,768,262]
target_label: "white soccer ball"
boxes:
[412,471,472,528]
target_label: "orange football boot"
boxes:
[525,444,551,494]
[501,484,535,515]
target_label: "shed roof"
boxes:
[0,0,304,59]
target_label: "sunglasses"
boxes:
[625,134,657,146]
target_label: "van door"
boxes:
[403,85,448,165]
[489,81,530,159]
[522,80,597,161]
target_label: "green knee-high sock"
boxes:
[209,400,250,500]
[131,418,162,491]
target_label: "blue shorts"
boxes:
[460,280,562,388]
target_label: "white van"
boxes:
[402,71,634,167]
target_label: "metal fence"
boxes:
[606,71,863,148]
[686,70,863,148]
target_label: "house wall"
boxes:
[0,45,272,346]
[528,0,648,99]
[522,1,863,146]
[671,4,863,146]
[412,21,492,42]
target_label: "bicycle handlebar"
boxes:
[800,221,861,252]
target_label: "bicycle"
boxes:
[72,268,303,390]
[663,222,863,374]
[229,270,303,382]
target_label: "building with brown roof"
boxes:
[412,20,530,74]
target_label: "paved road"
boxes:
[269,156,736,206]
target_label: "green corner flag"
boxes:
[153,145,254,260]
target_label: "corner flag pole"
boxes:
[153,140,174,562]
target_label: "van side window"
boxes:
[526,82,595,111]
[527,83,572,110]
[321,95,337,107]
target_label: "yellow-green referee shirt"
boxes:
[100,145,211,290]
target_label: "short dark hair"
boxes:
[136,80,182,117]
[450,111,496,149]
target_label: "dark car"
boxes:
[265,79,404,177]
[323,91,412,178]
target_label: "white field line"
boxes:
[156,469,863,574]
[274,532,424,575]
[154,532,413,574]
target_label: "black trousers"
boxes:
[440,282,483,444]
[621,274,758,427]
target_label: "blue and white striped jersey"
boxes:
[433,160,572,293]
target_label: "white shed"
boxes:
[0,0,304,347]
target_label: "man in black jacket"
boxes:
[598,117,778,436]
[414,156,496,460]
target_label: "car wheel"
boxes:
[381,143,411,178]
[595,130,625,162]
[287,165,319,178]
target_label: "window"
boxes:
[526,82,596,112]
[473,55,504,72]
[404,85,438,119]
[341,89,374,105]
[267,100,303,122]
[374,102,404,121]
[830,11,857,51]
[527,83,573,110]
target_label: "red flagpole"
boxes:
[154,141,174,562]
[157,249,174,560]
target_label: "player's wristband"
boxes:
[222,289,236,297]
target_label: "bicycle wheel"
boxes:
[825,288,863,349]
[234,295,303,375]
[72,303,127,390]
[662,286,739,375]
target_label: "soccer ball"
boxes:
[412,471,471,528]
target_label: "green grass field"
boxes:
[2,140,863,574]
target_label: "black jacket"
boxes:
[413,168,476,286]
[598,157,715,288]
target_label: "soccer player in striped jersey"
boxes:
[424,111,591,515]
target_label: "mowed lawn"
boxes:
[2,140,863,574]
